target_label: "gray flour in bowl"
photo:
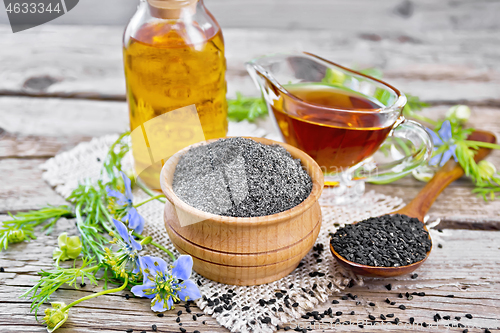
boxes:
[172,137,313,217]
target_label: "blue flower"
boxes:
[425,120,458,167]
[104,219,142,276]
[131,255,201,312]
[107,172,145,234]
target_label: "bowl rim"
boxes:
[160,136,324,226]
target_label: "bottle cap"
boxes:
[147,0,198,19]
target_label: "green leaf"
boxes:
[227,92,268,122]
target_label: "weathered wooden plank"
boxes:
[1,224,499,332]
[0,25,499,104]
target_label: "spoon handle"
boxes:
[397,130,496,221]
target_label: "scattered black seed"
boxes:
[179,323,182,326]
[385,284,392,291]
[435,313,441,320]
[308,291,315,297]
[458,323,465,328]
[485,329,492,333]
[417,292,425,297]
[126,329,133,333]
[456,316,461,321]
[398,293,403,298]
[332,300,339,304]
[390,301,396,305]
[316,259,322,263]
[125,294,130,300]
[214,306,223,313]
[180,328,186,333]
[463,330,469,333]
[276,292,283,299]
[278,307,284,312]
[380,314,386,320]
[336,311,342,316]
[152,324,157,332]
[202,321,206,325]
[446,294,455,298]
[369,302,375,306]
[197,280,202,286]
[358,324,364,328]
[292,302,299,308]
[465,314,473,319]
[438,244,443,248]
[284,326,291,331]
[399,305,406,310]
[193,315,197,321]
[177,310,182,316]
[394,318,400,324]
[0,267,4,272]
[330,214,431,267]
[411,273,418,279]
[157,313,164,318]
[250,320,256,325]
[385,298,391,304]
[327,282,333,289]
[176,317,180,323]
[409,317,414,324]
[301,315,309,320]
[312,283,317,290]
[386,314,394,318]
[259,299,266,306]
[443,315,450,320]
[405,292,410,298]
[422,322,428,327]
[289,284,294,289]
[196,313,203,317]
[242,306,250,311]
[350,311,355,315]
[368,315,376,320]
[261,317,272,324]
[356,301,361,305]
[341,296,348,300]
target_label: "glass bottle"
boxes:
[123,0,227,190]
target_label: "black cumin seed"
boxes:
[125,294,130,300]
[385,284,392,291]
[463,330,469,333]
[485,329,492,333]
[312,283,317,290]
[351,311,355,315]
[435,313,441,320]
[196,313,203,317]
[180,328,186,333]
[157,313,164,318]
[368,315,375,320]
[411,273,418,279]
[417,292,425,296]
[358,324,364,328]
[438,244,443,248]
[458,323,465,328]
[276,292,283,298]
[341,296,348,300]
[336,311,342,316]
[292,302,299,307]
[385,298,390,304]
[202,321,206,325]
[443,315,450,320]
[455,316,461,321]
[390,301,396,305]
[327,282,333,289]
[398,293,403,298]
[380,314,386,320]
[197,280,202,286]
[394,318,400,324]
[369,302,375,306]
[193,315,197,321]
[0,267,5,272]
[242,306,250,311]
[386,314,394,318]
[356,301,361,305]
[332,300,339,304]
[422,322,428,327]
[126,329,133,333]
[446,294,454,298]
[185,307,191,313]
[176,317,180,323]
[261,317,272,324]
[465,314,473,319]
[152,324,157,332]
[177,310,182,316]
[399,305,406,310]
[179,323,182,326]
[289,283,294,289]
[409,317,414,324]
[259,299,266,306]
[250,320,256,325]
[80,282,86,287]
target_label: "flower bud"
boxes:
[446,105,471,123]
[43,302,69,332]
[7,229,26,243]
[477,160,497,179]
[53,233,82,261]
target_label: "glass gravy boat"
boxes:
[246,52,433,204]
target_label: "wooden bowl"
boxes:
[160,137,324,286]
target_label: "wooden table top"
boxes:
[1,2,500,331]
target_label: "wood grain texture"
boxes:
[0,23,499,104]
[1,222,498,332]
[161,137,324,285]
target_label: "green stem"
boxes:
[464,140,500,150]
[134,194,166,208]
[62,276,128,311]
[98,202,115,234]
[133,232,176,261]
[136,180,166,204]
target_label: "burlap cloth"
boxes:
[40,121,406,333]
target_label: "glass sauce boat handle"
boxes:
[353,117,434,183]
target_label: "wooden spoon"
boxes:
[330,130,497,277]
